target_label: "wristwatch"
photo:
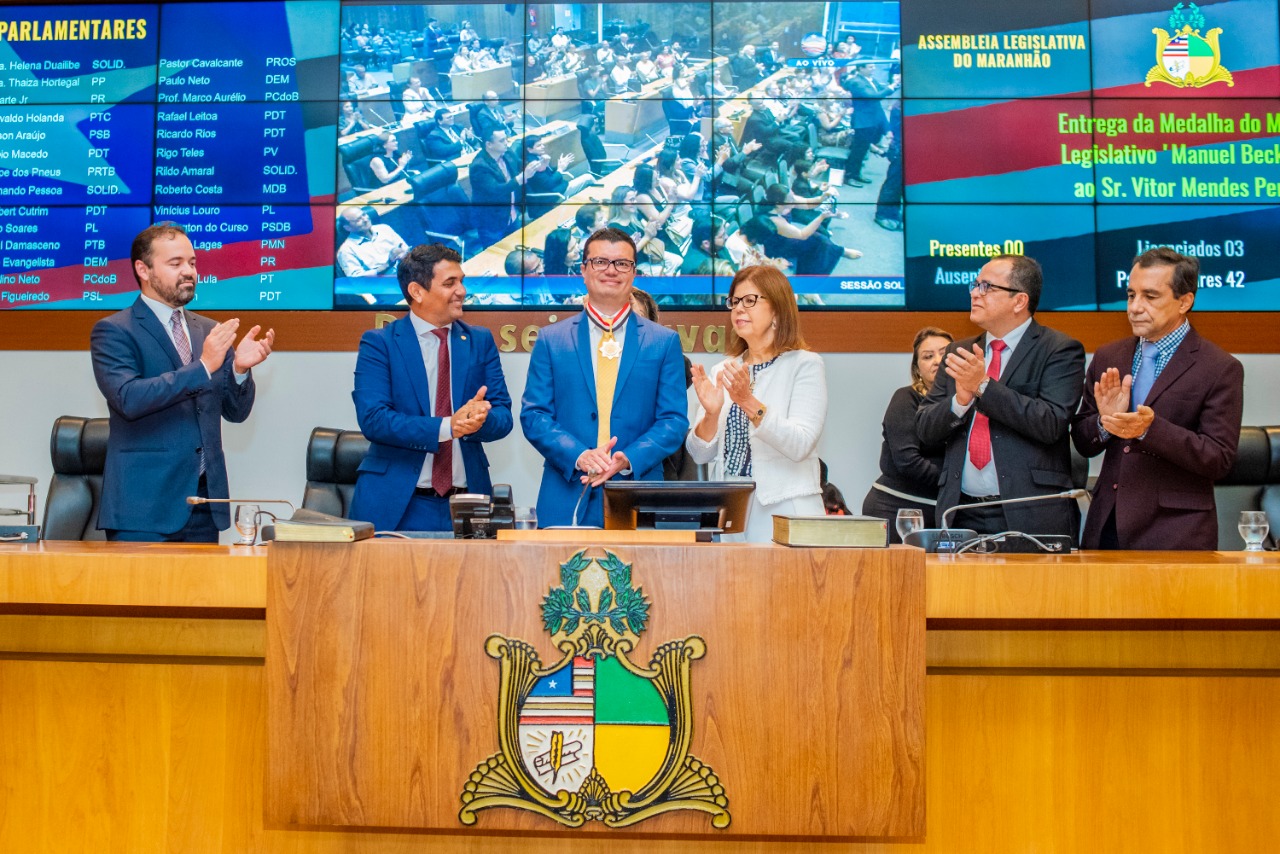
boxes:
[976,378,991,397]
[749,403,768,427]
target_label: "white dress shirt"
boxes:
[952,315,1032,497]
[408,312,466,489]
[140,293,247,383]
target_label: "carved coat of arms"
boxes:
[459,549,730,829]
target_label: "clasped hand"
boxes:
[577,436,629,487]
[945,344,987,406]
[451,386,491,438]
[1093,368,1153,438]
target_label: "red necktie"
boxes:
[967,339,1006,470]
[431,327,453,496]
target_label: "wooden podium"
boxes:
[265,540,926,840]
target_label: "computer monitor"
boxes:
[603,481,755,533]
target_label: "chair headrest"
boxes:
[339,135,378,163]
[50,416,109,476]
[306,427,370,485]
[410,162,460,199]
[1220,426,1272,486]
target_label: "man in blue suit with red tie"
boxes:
[521,228,689,527]
[350,243,512,531]
[91,223,275,542]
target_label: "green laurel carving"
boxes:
[1170,3,1206,33]
[540,550,649,638]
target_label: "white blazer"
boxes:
[685,349,827,506]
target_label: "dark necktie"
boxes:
[967,339,1007,470]
[431,328,453,496]
[170,308,191,365]
[170,309,206,476]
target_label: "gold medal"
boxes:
[599,336,622,360]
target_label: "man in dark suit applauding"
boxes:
[1072,248,1243,549]
[90,223,275,542]
[350,243,512,531]
[419,108,472,161]
[917,254,1085,538]
[469,127,540,246]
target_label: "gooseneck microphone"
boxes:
[937,489,1088,531]
[906,489,1088,554]
[186,496,296,511]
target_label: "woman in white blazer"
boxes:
[686,265,827,542]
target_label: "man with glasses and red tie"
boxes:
[349,243,512,532]
[90,223,275,542]
[916,254,1085,539]
[521,228,688,527]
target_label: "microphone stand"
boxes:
[907,489,1087,554]
[185,497,297,545]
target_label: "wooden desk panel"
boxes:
[526,74,580,116]
[265,541,926,839]
[2,544,1279,853]
[447,64,514,101]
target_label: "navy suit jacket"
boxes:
[420,124,464,161]
[90,297,255,533]
[843,73,889,129]
[1072,326,1243,550]
[520,312,688,527]
[916,319,1085,538]
[349,315,512,531]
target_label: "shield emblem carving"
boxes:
[459,549,730,829]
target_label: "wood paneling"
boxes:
[3,662,1278,853]
[264,541,927,839]
[926,551,1280,621]
[0,542,266,613]
[4,309,1278,353]
[928,629,1280,671]
[0,614,264,659]
[3,545,1280,851]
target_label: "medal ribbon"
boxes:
[585,300,630,447]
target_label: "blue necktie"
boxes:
[1131,341,1159,409]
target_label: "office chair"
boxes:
[1215,426,1280,549]
[302,428,371,518]
[0,474,38,540]
[41,415,110,541]
[407,163,477,256]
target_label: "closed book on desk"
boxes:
[772,514,888,548]
[269,509,374,543]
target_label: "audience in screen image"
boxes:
[335,2,904,309]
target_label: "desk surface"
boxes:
[3,541,1277,620]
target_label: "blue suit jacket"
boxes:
[520,312,689,527]
[349,315,513,531]
[90,297,255,533]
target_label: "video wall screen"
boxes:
[0,0,1277,311]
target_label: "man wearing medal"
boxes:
[521,227,690,527]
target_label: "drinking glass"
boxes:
[514,506,538,531]
[235,504,260,545]
[1239,511,1269,552]
[896,509,924,542]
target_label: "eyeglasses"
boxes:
[724,293,764,309]
[969,280,1023,297]
[584,256,636,273]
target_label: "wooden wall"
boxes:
[3,310,1278,353]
